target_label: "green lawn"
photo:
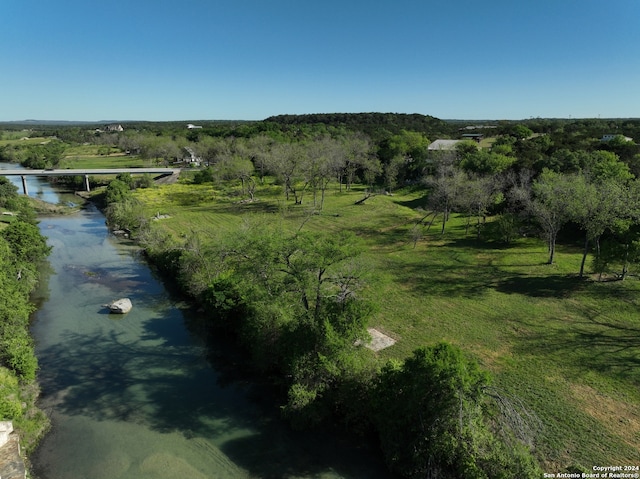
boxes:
[0,136,51,147]
[59,153,150,169]
[131,180,640,469]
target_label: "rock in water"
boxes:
[108,298,132,314]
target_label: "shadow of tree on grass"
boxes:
[495,274,586,298]
[511,304,640,385]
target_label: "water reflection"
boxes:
[26,168,390,478]
[0,163,63,204]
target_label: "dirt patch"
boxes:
[570,383,640,452]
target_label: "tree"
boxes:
[372,343,540,479]
[427,163,466,235]
[384,154,406,193]
[339,132,376,191]
[458,174,498,239]
[0,177,19,207]
[380,130,430,181]
[460,150,516,175]
[571,175,627,278]
[246,134,275,184]
[266,142,308,203]
[1,221,51,264]
[530,170,579,264]
[510,124,534,140]
[216,156,256,199]
[306,136,341,209]
[196,223,373,427]
[104,179,132,205]
[582,150,633,183]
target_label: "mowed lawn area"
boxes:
[132,179,640,469]
[60,145,150,169]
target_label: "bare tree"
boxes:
[266,142,308,204]
[530,170,579,264]
[426,161,467,235]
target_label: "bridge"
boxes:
[0,168,181,195]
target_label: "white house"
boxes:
[601,134,633,142]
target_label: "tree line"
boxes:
[0,177,51,449]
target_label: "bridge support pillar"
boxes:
[84,175,90,192]
[21,176,28,196]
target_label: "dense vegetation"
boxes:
[0,177,51,451]
[4,113,640,476]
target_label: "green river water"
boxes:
[0,169,390,479]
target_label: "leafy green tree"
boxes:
[104,179,132,205]
[380,130,430,180]
[530,170,580,264]
[115,172,134,189]
[191,223,374,428]
[1,221,51,264]
[193,167,215,184]
[216,156,256,198]
[0,177,19,204]
[372,343,540,479]
[105,198,147,235]
[460,150,516,175]
[548,148,581,173]
[339,132,377,191]
[583,150,633,182]
[384,155,406,193]
[510,124,534,140]
[571,175,627,277]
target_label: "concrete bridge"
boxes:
[0,168,181,195]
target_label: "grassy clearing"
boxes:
[59,154,149,169]
[0,136,51,147]
[132,179,640,469]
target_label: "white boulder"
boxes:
[108,298,132,314]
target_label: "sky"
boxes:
[1,0,639,121]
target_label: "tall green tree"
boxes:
[372,343,540,479]
[530,170,580,264]
[571,175,627,277]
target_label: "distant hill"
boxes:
[264,112,457,139]
[0,120,106,126]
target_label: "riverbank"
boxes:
[0,174,54,478]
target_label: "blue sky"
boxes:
[1,0,639,121]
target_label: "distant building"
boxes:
[104,124,124,132]
[461,133,484,142]
[187,124,203,129]
[428,139,461,151]
[601,134,633,142]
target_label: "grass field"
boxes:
[125,178,640,469]
[0,136,51,147]
[59,145,151,169]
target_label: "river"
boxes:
[0,166,390,479]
